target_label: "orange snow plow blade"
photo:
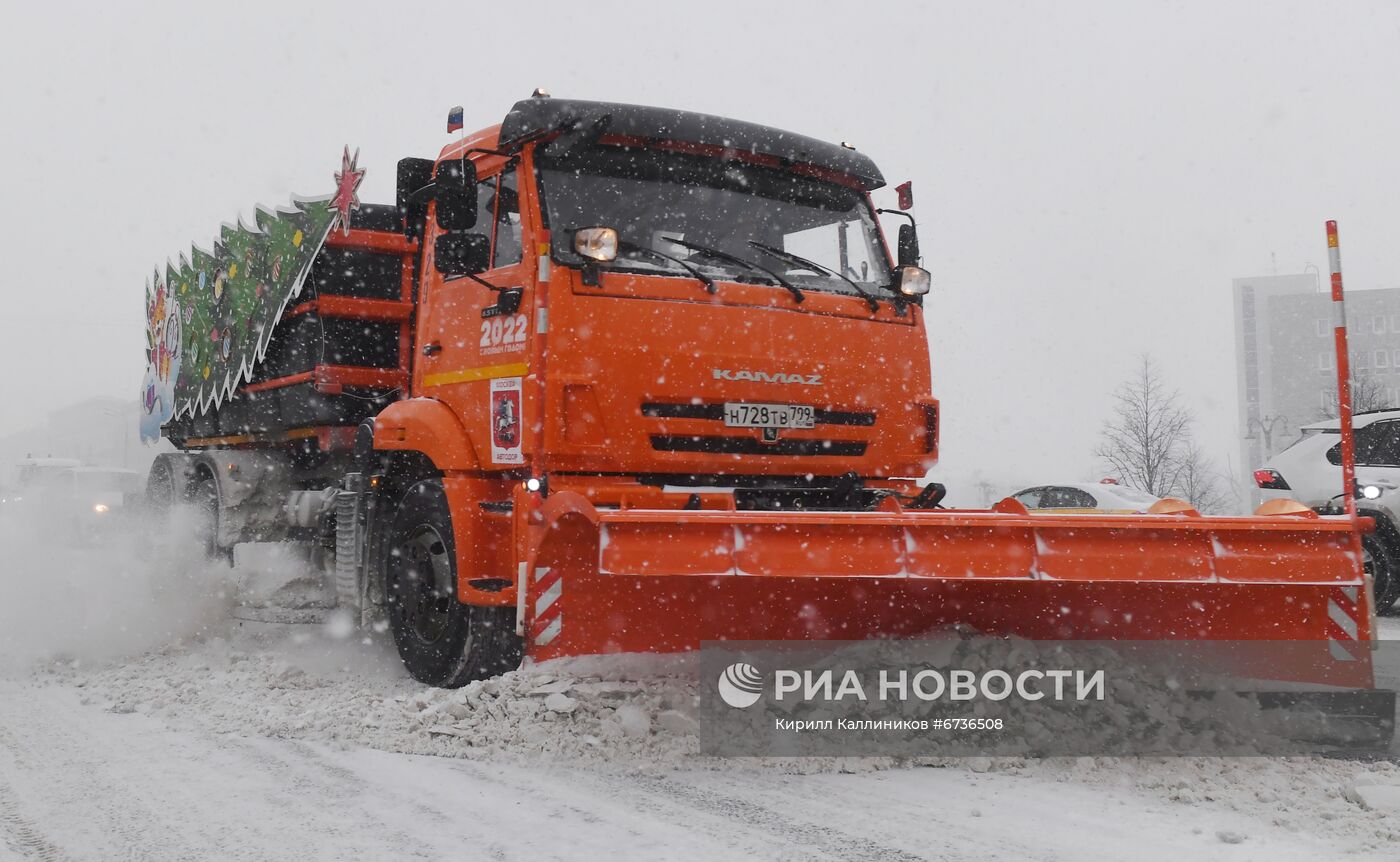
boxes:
[523,493,1377,688]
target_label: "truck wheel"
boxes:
[1363,536,1400,615]
[384,480,523,687]
[146,458,175,516]
[191,475,220,561]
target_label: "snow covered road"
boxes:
[2,542,1399,861]
[3,663,1398,862]
[3,618,1400,862]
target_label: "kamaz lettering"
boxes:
[712,369,823,386]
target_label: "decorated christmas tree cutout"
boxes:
[140,150,365,441]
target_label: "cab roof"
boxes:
[495,98,886,191]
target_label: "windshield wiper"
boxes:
[616,240,716,293]
[660,237,804,303]
[747,241,879,313]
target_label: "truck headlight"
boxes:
[574,227,618,262]
[897,265,931,296]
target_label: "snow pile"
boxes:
[51,623,919,774]
[415,664,701,762]
[719,637,1314,757]
[901,637,1308,756]
[51,623,708,767]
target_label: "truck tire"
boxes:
[384,479,522,687]
[1363,535,1399,615]
[146,458,176,516]
[190,474,220,561]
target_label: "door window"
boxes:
[1361,421,1400,466]
[490,169,523,267]
[1329,421,1400,466]
[1038,487,1096,508]
[1013,488,1044,508]
[437,166,523,276]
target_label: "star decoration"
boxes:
[329,146,365,236]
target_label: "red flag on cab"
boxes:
[895,181,914,211]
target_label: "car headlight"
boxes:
[93,503,109,513]
[1361,485,1382,500]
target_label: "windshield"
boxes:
[538,144,892,298]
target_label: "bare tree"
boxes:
[1094,356,1192,497]
[1094,355,1229,511]
[1175,436,1232,515]
[1317,374,1392,420]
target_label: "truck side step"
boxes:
[334,474,367,615]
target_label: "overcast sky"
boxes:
[2,0,1397,501]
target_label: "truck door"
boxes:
[416,165,532,468]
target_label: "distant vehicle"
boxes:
[1,460,143,541]
[66,467,145,539]
[1,457,82,509]
[8,457,82,494]
[1255,409,1400,612]
[1011,481,1164,514]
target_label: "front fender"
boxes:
[373,398,479,471]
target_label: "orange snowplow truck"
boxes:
[148,96,1380,691]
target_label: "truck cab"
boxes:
[383,98,936,492]
[361,97,939,683]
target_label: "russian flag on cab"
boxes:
[447,105,464,133]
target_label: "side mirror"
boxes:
[897,224,920,267]
[435,233,490,277]
[435,159,478,231]
[397,157,434,238]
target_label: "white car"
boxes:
[1011,482,1164,514]
[1255,409,1400,612]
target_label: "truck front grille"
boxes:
[649,435,867,456]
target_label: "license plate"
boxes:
[723,402,815,429]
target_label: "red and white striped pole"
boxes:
[1327,220,1358,519]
